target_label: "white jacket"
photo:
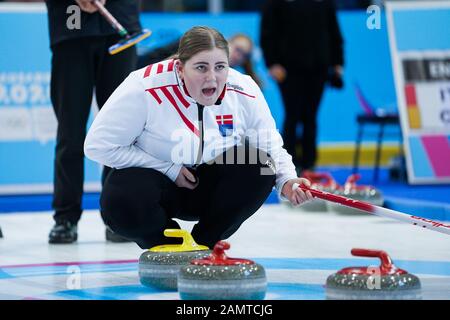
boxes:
[84,59,297,197]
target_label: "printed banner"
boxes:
[386,1,450,184]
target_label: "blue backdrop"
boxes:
[0,8,398,193]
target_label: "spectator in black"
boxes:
[260,0,344,175]
[46,0,142,243]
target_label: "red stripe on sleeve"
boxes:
[160,87,199,137]
[143,64,153,78]
[146,89,162,104]
[167,60,175,72]
[227,89,256,99]
[172,85,191,108]
[156,63,164,74]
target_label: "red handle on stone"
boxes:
[337,248,407,275]
[191,241,255,266]
[346,173,360,185]
[302,172,335,186]
[211,241,230,261]
[351,248,394,273]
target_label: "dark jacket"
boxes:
[46,0,142,47]
[260,0,344,71]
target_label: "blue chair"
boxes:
[352,84,401,182]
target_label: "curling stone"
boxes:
[138,229,210,290]
[299,172,339,211]
[178,241,267,300]
[326,248,421,300]
[327,174,384,215]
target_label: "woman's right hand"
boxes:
[175,167,199,190]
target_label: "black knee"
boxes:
[100,167,179,248]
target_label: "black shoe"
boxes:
[0,226,3,238]
[105,226,131,243]
[49,221,77,244]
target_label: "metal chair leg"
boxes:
[353,123,364,175]
[374,122,385,183]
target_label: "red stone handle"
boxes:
[303,172,334,184]
[211,241,230,262]
[191,241,254,266]
[351,248,394,273]
[346,173,361,185]
[344,173,364,190]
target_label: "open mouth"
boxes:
[202,87,216,97]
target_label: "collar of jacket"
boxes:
[174,66,227,106]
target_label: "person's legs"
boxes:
[299,70,327,170]
[101,146,275,249]
[91,35,138,241]
[100,167,184,249]
[95,35,137,187]
[187,145,276,248]
[279,76,302,168]
[50,38,96,228]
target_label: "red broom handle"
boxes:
[91,0,128,37]
[294,183,450,236]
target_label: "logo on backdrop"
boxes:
[0,72,54,143]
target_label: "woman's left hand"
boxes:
[281,178,314,206]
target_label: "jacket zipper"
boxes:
[195,103,205,166]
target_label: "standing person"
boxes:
[228,33,262,87]
[84,26,313,249]
[46,0,142,243]
[260,0,344,174]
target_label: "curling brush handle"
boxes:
[91,0,128,37]
[295,184,450,236]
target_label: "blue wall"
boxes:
[0,10,400,191]
[139,12,400,143]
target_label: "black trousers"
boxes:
[279,69,328,170]
[100,146,276,249]
[50,35,137,224]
